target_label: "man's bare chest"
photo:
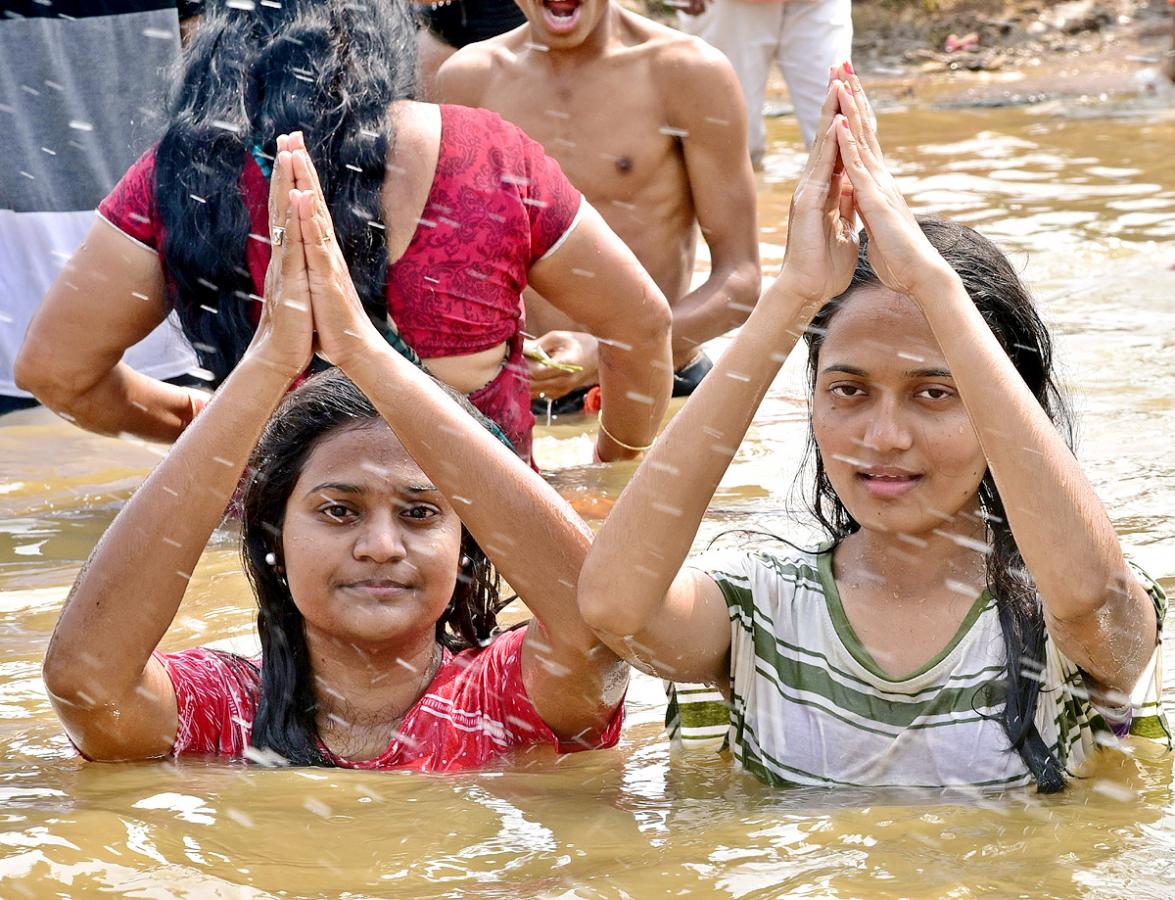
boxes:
[485,77,685,203]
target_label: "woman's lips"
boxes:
[541,0,582,35]
[856,471,923,499]
[343,580,413,601]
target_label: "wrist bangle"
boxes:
[597,417,654,453]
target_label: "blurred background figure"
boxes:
[0,0,200,418]
[679,0,853,164]
[415,0,527,98]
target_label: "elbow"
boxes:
[15,333,97,416]
[577,564,644,641]
[15,336,73,409]
[42,647,86,708]
[12,342,45,398]
[636,290,673,348]
[576,564,611,635]
[728,263,762,327]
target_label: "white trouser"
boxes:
[680,0,853,156]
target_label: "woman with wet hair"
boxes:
[16,0,671,467]
[577,67,1169,791]
[43,141,626,768]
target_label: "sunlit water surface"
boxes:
[2,103,1174,898]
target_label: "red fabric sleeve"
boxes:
[97,147,163,250]
[514,129,583,263]
[154,647,260,758]
[437,625,623,762]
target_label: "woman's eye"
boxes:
[918,386,953,401]
[321,504,353,522]
[402,505,437,521]
[830,383,864,398]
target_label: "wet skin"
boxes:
[282,421,462,652]
[436,1,759,377]
[813,285,991,677]
[812,284,988,538]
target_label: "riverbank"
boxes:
[849,0,1175,108]
[642,0,1175,109]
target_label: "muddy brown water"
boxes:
[2,101,1174,897]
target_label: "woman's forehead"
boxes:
[822,287,945,366]
[298,422,427,487]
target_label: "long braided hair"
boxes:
[154,0,416,384]
[240,369,509,766]
[800,217,1073,792]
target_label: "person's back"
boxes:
[437,0,760,400]
[15,0,673,465]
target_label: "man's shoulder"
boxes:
[623,18,740,109]
[617,9,732,75]
[444,26,531,72]
[651,31,738,85]
[436,31,528,100]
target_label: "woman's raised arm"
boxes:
[576,84,860,687]
[42,146,313,760]
[831,73,1156,696]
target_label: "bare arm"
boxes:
[527,204,674,461]
[14,221,201,442]
[43,153,313,760]
[578,91,858,684]
[289,146,627,744]
[660,42,761,367]
[833,75,1155,695]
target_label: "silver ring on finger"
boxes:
[271,226,286,247]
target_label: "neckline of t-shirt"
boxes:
[816,544,992,684]
[318,642,456,767]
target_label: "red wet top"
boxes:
[97,105,583,461]
[154,626,622,771]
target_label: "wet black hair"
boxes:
[154,0,416,384]
[240,368,507,766]
[800,217,1073,793]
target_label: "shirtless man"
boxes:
[436,0,760,411]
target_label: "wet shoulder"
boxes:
[439,30,533,97]
[640,23,742,117]
[626,11,731,77]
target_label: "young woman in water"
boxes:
[16,0,671,466]
[42,140,626,768]
[577,68,1169,791]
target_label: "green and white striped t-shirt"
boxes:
[668,546,1170,789]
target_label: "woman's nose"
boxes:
[353,511,407,563]
[861,397,914,453]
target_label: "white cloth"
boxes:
[0,209,197,399]
[680,0,854,155]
